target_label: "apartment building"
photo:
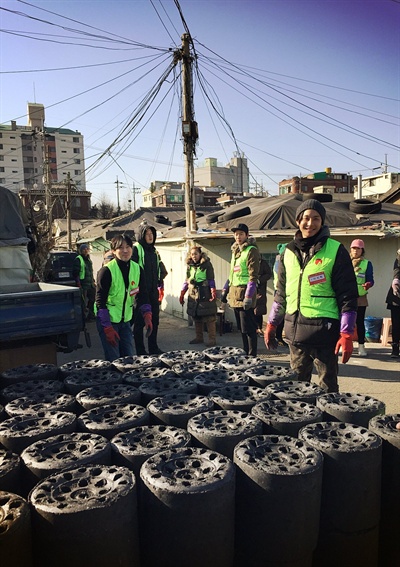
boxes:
[279,168,356,195]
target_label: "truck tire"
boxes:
[349,199,382,214]
[303,192,332,203]
[218,206,251,222]
[147,393,214,428]
[30,465,140,567]
[171,218,186,228]
[206,212,223,224]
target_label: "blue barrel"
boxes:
[364,317,383,342]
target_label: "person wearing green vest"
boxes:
[72,243,96,321]
[95,234,152,362]
[131,224,168,355]
[179,246,217,346]
[264,199,358,393]
[221,223,260,356]
[350,239,374,357]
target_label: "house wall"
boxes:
[156,234,400,323]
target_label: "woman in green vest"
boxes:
[95,235,152,362]
[350,239,374,357]
[265,199,358,393]
[179,246,217,346]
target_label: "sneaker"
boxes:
[358,344,367,357]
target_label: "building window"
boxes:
[73,148,80,154]
[73,197,81,207]
[61,150,67,153]
[0,178,5,183]
[73,137,80,143]
[23,156,33,162]
[74,159,81,164]
[0,156,4,161]
[0,145,2,149]
[12,170,18,173]
[0,167,4,172]
[74,170,81,176]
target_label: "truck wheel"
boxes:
[316,392,385,427]
[140,447,235,567]
[111,424,191,476]
[0,491,33,567]
[187,409,263,458]
[210,384,271,412]
[234,434,323,565]
[203,346,246,362]
[252,398,323,437]
[147,393,214,428]
[30,465,140,567]
[77,403,150,440]
[76,383,141,411]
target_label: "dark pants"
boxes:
[289,343,339,393]
[389,306,400,343]
[356,305,367,344]
[133,300,160,355]
[82,287,95,319]
[234,308,258,356]
[96,319,134,362]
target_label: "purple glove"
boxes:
[245,281,257,298]
[97,308,112,328]
[268,300,285,328]
[340,311,357,335]
[221,280,230,303]
[392,278,400,298]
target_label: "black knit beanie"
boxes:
[295,199,326,225]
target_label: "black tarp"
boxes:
[0,186,29,245]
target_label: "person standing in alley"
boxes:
[96,234,152,362]
[264,199,358,392]
[179,245,217,346]
[350,239,374,357]
[132,224,167,355]
[73,243,96,321]
[221,224,260,356]
[385,248,400,358]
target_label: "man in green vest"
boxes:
[264,199,358,392]
[96,234,152,362]
[221,223,260,356]
[73,243,96,321]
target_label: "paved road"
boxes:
[58,311,400,415]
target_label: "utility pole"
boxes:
[132,183,141,211]
[180,33,198,233]
[43,143,52,235]
[115,176,123,216]
[66,172,73,250]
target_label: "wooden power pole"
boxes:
[66,172,73,250]
[180,33,198,233]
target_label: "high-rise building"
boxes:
[0,103,86,194]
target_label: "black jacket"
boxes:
[385,254,400,308]
[131,225,167,304]
[275,225,358,348]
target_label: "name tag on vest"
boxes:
[308,271,326,285]
[233,265,241,273]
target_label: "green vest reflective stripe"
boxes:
[284,238,340,319]
[189,265,207,284]
[229,246,255,286]
[106,259,140,323]
[354,258,369,297]
[134,242,160,279]
[77,255,85,280]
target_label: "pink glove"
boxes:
[210,288,217,302]
[143,311,153,337]
[104,326,120,347]
[179,290,186,305]
[362,282,373,291]
[335,333,353,363]
[264,323,278,350]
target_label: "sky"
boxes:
[1,0,399,209]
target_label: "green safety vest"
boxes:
[134,242,161,279]
[354,258,369,297]
[77,255,85,280]
[229,246,255,286]
[189,264,207,284]
[284,238,340,319]
[106,259,140,323]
